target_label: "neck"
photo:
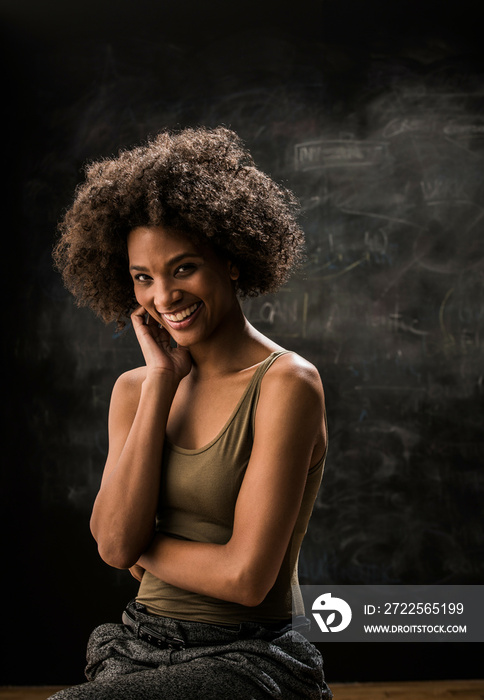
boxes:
[185,300,272,377]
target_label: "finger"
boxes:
[131,305,148,326]
[154,324,173,349]
[145,311,158,326]
[143,310,167,336]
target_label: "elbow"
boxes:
[96,542,137,570]
[237,588,268,608]
[231,566,274,608]
[222,540,277,607]
[90,517,141,570]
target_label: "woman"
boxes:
[51,127,332,699]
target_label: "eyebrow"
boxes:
[129,252,202,271]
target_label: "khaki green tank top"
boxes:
[137,350,326,624]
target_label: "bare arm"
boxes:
[90,307,191,569]
[138,354,326,606]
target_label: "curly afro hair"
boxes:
[53,126,305,326]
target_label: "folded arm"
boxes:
[138,355,326,607]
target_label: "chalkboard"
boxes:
[4,0,483,686]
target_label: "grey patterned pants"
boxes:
[48,601,332,699]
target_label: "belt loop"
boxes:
[122,609,140,636]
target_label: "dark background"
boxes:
[2,0,483,686]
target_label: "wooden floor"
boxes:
[0,680,483,700]
[332,680,484,699]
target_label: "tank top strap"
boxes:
[236,350,292,433]
[255,349,291,378]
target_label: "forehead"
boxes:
[127,225,197,258]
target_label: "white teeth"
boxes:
[164,302,199,322]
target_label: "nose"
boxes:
[153,278,183,312]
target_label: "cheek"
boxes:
[133,287,149,307]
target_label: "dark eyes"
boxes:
[133,263,196,283]
[175,263,196,275]
[134,273,150,282]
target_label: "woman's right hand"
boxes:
[131,306,192,382]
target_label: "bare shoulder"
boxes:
[110,366,148,410]
[254,351,327,464]
[266,352,323,394]
[259,351,325,413]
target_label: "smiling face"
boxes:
[127,225,240,349]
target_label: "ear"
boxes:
[227,261,240,281]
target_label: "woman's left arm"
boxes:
[138,355,326,606]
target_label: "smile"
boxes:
[163,302,202,324]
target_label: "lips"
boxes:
[162,301,203,328]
